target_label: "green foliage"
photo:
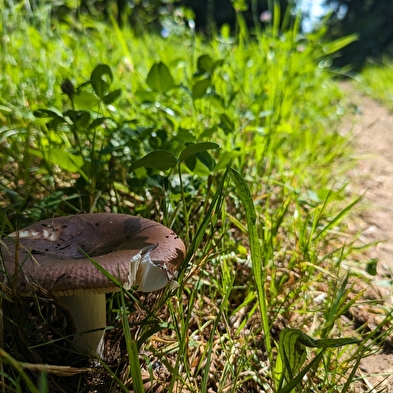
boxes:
[31,64,127,213]
[275,328,359,393]
[1,1,388,392]
[227,168,366,393]
[228,166,272,366]
[146,62,175,93]
[360,59,393,110]
[129,142,219,172]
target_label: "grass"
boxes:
[1,1,392,392]
[359,58,393,110]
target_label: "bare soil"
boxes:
[341,81,393,392]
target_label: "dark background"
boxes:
[323,0,393,70]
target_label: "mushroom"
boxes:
[0,213,186,355]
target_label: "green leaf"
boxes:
[213,59,224,70]
[30,148,88,180]
[228,166,272,364]
[33,109,63,119]
[219,113,235,133]
[63,110,90,128]
[192,78,211,99]
[197,54,214,73]
[179,142,219,163]
[146,62,174,94]
[129,150,178,172]
[135,89,156,102]
[199,125,217,139]
[194,150,215,170]
[221,23,230,39]
[73,90,100,110]
[90,64,113,99]
[215,150,241,171]
[277,351,324,393]
[197,54,223,74]
[87,117,109,130]
[313,337,360,348]
[75,111,91,128]
[177,128,196,143]
[322,34,358,55]
[103,89,122,105]
[276,328,360,389]
[0,105,12,113]
[185,151,215,176]
[46,117,68,130]
[276,328,309,384]
[53,150,84,172]
[208,94,225,110]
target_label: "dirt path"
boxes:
[340,82,393,392]
[342,82,393,269]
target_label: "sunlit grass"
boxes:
[359,58,393,110]
[0,1,389,392]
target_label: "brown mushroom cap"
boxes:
[1,213,186,295]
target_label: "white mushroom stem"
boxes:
[59,293,106,356]
[57,247,177,357]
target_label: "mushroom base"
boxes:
[60,292,106,356]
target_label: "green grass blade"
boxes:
[108,13,136,74]
[119,287,145,393]
[37,372,49,393]
[128,341,144,393]
[0,348,40,393]
[228,166,273,369]
[181,165,230,272]
[200,277,234,393]
[277,351,324,393]
[313,194,363,241]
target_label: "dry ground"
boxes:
[341,81,393,392]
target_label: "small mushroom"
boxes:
[0,213,186,355]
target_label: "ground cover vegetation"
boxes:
[1,1,392,392]
[360,59,393,110]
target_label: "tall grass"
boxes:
[0,1,389,392]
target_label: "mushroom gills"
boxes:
[127,245,177,292]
